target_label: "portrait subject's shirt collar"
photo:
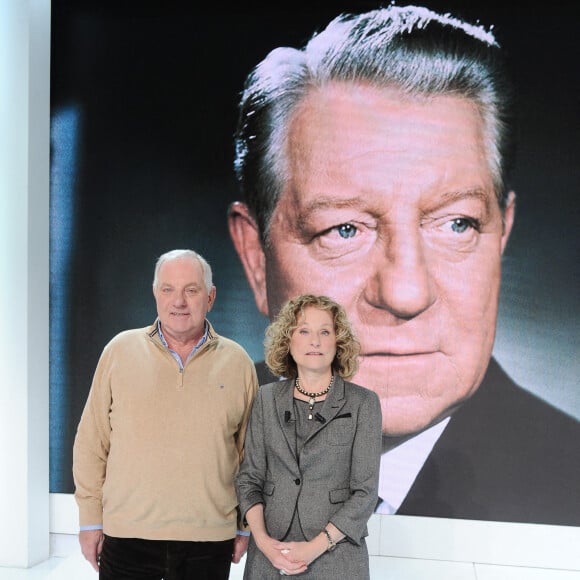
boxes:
[376,417,450,515]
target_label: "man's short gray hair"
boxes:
[152,249,213,292]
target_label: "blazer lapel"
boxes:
[274,379,298,460]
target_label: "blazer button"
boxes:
[294,478,301,485]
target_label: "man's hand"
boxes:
[232,533,250,563]
[79,529,104,572]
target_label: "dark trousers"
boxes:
[98,535,234,580]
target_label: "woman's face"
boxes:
[289,306,337,375]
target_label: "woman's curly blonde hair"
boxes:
[264,294,360,380]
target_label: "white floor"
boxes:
[0,553,389,579]
[3,553,580,580]
[0,553,389,580]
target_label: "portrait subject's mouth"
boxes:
[356,327,441,360]
[361,350,438,358]
[357,350,445,383]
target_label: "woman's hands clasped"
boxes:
[255,536,309,576]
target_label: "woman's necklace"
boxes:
[295,375,334,420]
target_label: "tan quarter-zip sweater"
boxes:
[73,320,258,541]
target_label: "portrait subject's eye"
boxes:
[314,221,360,243]
[335,223,357,239]
[423,211,484,256]
[303,213,375,262]
[449,217,475,234]
[431,215,481,237]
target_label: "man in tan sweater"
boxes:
[73,249,259,579]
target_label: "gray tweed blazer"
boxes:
[235,375,382,544]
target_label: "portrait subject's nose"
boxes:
[364,231,436,319]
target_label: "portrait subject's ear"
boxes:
[227,201,269,316]
[501,191,516,254]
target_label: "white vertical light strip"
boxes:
[27,0,51,564]
[0,0,31,567]
[0,0,51,568]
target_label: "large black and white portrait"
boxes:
[49,1,580,526]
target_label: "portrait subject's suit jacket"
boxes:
[256,359,580,526]
[397,358,580,526]
[235,375,382,545]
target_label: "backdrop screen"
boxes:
[50,1,579,526]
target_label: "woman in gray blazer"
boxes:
[236,294,382,579]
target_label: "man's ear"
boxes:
[227,201,269,316]
[501,191,516,254]
[207,286,217,312]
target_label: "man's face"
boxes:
[230,84,514,436]
[153,257,215,343]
